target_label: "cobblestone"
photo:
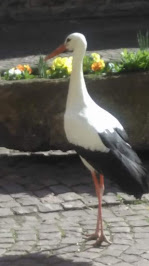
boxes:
[58,192,82,201]
[103,194,121,205]
[0,208,13,217]
[16,197,40,206]
[0,152,148,265]
[38,203,63,212]
[50,185,71,194]
[12,206,37,215]
[61,200,85,210]
[117,192,136,203]
[120,254,140,263]
[134,232,149,238]
[110,226,130,233]
[95,255,121,265]
[133,259,149,266]
[0,200,20,208]
[16,233,37,241]
[128,219,149,227]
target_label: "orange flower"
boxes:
[16,64,25,72]
[91,60,105,71]
[24,64,32,74]
[16,64,32,74]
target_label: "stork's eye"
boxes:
[66,38,71,43]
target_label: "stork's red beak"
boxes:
[44,44,66,61]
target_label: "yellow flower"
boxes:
[52,57,64,69]
[24,64,32,74]
[91,60,105,71]
[46,69,51,75]
[91,53,100,62]
[52,56,73,74]
[61,58,68,66]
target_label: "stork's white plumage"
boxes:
[45,33,149,246]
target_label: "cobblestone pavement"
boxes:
[0,149,148,265]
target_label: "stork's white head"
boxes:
[45,33,87,61]
[64,33,87,52]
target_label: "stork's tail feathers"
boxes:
[109,149,149,198]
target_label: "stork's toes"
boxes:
[85,232,111,246]
[94,234,111,247]
[84,233,99,241]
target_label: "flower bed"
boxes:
[1,52,106,80]
[2,48,149,82]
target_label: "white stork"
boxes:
[45,33,149,246]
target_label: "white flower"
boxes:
[9,68,15,75]
[8,68,22,75]
[14,69,22,75]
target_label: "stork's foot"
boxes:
[85,232,111,246]
[85,233,99,241]
[93,234,111,247]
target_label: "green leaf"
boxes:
[38,56,49,78]
[137,31,149,50]
[117,49,149,73]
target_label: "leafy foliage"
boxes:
[103,62,121,74]
[137,31,149,50]
[83,55,94,74]
[118,49,149,73]
[103,49,149,75]
[38,56,49,78]
[47,68,69,79]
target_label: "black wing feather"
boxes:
[97,128,149,196]
[115,127,129,143]
[99,128,142,165]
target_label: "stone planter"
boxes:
[0,72,149,151]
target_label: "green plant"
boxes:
[47,67,70,79]
[104,62,122,74]
[38,56,49,78]
[137,31,149,50]
[83,55,94,74]
[123,49,149,71]
[113,49,149,73]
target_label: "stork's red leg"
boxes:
[85,171,111,246]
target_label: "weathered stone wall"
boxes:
[1,0,149,22]
[0,73,149,152]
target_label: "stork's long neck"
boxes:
[66,45,89,111]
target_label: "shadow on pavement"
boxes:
[0,151,148,197]
[0,253,93,266]
[0,153,120,197]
